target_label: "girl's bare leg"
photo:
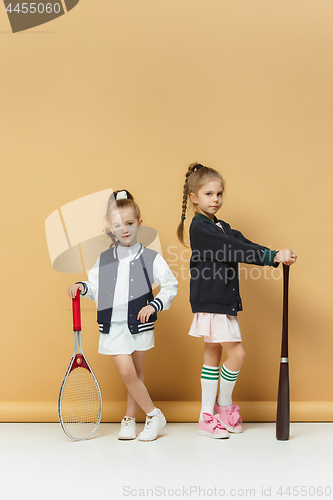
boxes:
[203,342,245,371]
[220,342,246,371]
[125,351,146,418]
[113,353,155,415]
[203,342,222,366]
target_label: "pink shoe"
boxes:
[214,401,243,433]
[197,413,229,439]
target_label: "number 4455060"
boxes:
[6,3,61,14]
[277,485,332,496]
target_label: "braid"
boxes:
[177,162,225,246]
[177,163,203,246]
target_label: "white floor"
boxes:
[0,423,332,500]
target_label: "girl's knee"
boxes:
[239,348,246,365]
[117,365,136,384]
[234,343,246,361]
[225,344,246,368]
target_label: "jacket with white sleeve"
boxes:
[79,243,178,335]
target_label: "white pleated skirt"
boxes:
[188,312,242,343]
[98,322,154,355]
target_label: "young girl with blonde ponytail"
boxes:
[178,164,296,439]
[69,190,178,441]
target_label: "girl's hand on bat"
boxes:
[274,249,297,266]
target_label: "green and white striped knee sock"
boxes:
[200,364,219,420]
[217,363,240,406]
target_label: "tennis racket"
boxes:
[58,291,102,441]
[276,264,290,440]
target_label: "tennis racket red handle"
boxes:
[72,291,81,331]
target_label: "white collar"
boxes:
[113,242,143,261]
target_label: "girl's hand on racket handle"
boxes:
[68,283,85,298]
[137,305,155,323]
[274,249,297,266]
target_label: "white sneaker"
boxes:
[118,416,136,440]
[138,410,166,441]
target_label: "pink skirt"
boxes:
[188,313,242,343]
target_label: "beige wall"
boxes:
[1,0,332,422]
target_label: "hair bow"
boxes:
[116,190,127,200]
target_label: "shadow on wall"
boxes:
[45,187,163,278]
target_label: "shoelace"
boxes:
[145,416,153,427]
[226,405,242,426]
[202,413,226,431]
[123,417,133,427]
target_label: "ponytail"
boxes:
[177,163,204,246]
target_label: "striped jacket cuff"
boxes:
[149,298,163,312]
[76,282,88,296]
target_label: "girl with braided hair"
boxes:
[69,190,178,441]
[178,163,296,438]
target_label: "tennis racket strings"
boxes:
[59,353,101,440]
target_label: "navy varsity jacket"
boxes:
[189,213,279,315]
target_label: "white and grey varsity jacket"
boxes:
[79,243,178,335]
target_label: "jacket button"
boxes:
[131,279,134,282]
[232,308,235,311]
[129,314,132,317]
[233,288,235,291]
[130,295,133,299]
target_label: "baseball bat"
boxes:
[276,264,290,440]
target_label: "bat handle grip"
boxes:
[72,291,81,332]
